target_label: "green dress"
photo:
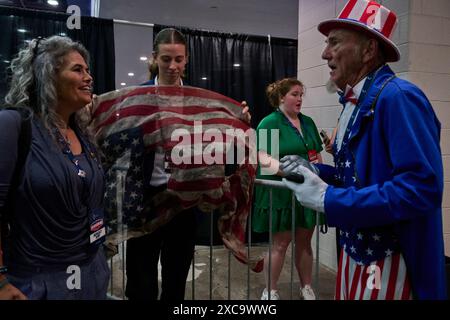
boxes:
[253,110,325,233]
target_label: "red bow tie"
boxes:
[339,86,358,106]
[343,87,358,105]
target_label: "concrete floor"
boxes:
[108,243,336,300]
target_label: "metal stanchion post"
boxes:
[228,250,231,300]
[315,210,320,299]
[247,197,252,300]
[192,247,195,300]
[109,256,114,296]
[290,193,296,300]
[268,188,273,300]
[209,211,214,300]
[121,241,125,300]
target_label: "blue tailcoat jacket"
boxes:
[317,65,447,300]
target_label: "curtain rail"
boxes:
[112,19,276,41]
[113,19,154,28]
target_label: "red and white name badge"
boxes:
[307,150,319,164]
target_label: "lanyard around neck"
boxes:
[54,126,89,180]
[54,126,104,213]
[278,109,311,150]
[337,67,382,152]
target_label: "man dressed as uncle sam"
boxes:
[281,0,447,300]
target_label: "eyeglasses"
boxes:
[31,36,44,62]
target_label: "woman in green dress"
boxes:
[253,78,324,300]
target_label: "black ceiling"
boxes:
[0,0,68,13]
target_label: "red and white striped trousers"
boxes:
[335,249,413,300]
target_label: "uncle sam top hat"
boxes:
[318,0,400,62]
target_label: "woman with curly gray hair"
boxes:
[0,36,109,300]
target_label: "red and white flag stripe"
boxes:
[338,0,397,39]
[335,248,412,300]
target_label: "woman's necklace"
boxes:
[58,127,71,146]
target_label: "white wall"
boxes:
[298,0,346,271]
[406,0,450,257]
[299,0,450,271]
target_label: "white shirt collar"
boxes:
[351,77,366,100]
[341,77,366,100]
[340,65,386,100]
[154,75,183,86]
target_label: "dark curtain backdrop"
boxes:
[154,25,297,245]
[154,25,298,128]
[0,5,115,100]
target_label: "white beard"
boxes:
[325,79,339,94]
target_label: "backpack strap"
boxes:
[1,108,32,239]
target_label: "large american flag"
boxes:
[91,85,263,272]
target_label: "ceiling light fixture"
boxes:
[128,72,135,77]
[201,77,208,80]
[47,0,59,6]
[233,63,241,67]
[17,28,27,33]
[140,56,148,61]
[120,82,126,86]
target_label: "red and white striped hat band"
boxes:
[318,0,400,62]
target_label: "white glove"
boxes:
[282,165,328,213]
[279,155,319,175]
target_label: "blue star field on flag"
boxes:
[100,126,145,233]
